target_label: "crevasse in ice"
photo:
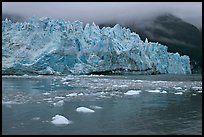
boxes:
[2,17,191,75]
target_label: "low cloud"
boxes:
[2,2,202,28]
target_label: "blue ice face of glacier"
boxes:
[2,17,191,75]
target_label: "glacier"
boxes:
[2,17,191,75]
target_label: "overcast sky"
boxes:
[2,2,202,28]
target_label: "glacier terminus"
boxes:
[2,17,191,75]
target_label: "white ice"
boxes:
[78,93,84,96]
[54,96,65,99]
[31,117,40,120]
[42,92,51,95]
[173,87,182,90]
[51,115,71,125]
[89,105,103,109]
[43,98,52,101]
[160,90,167,94]
[192,87,202,91]
[146,89,161,93]
[2,18,191,75]
[134,80,143,82]
[2,101,22,105]
[66,93,78,97]
[63,82,69,85]
[174,92,183,95]
[124,90,141,95]
[76,107,95,113]
[53,100,64,107]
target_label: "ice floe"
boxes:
[51,115,71,125]
[54,96,65,99]
[42,92,51,95]
[160,90,167,94]
[152,81,167,84]
[124,90,141,95]
[174,92,183,95]
[66,93,78,97]
[89,105,103,109]
[134,80,143,82]
[113,85,128,87]
[76,107,95,113]
[78,93,84,96]
[192,87,202,91]
[173,87,182,90]
[146,89,161,93]
[197,90,202,93]
[2,101,23,105]
[53,100,64,107]
[31,117,40,120]
[63,82,69,85]
[43,98,52,101]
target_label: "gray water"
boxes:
[2,74,202,135]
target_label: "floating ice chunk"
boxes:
[42,92,51,95]
[51,115,71,125]
[124,90,141,95]
[63,82,69,85]
[2,101,22,105]
[66,93,78,97]
[173,87,182,90]
[197,90,202,93]
[152,81,167,84]
[31,117,40,120]
[174,92,183,95]
[78,93,84,96]
[89,105,103,109]
[192,94,197,96]
[76,107,95,113]
[160,90,167,94]
[119,85,128,87]
[192,87,202,91]
[61,78,67,82]
[99,95,107,98]
[112,84,128,88]
[53,100,64,107]
[110,93,116,96]
[146,90,160,93]
[55,96,65,99]
[134,80,143,82]
[43,98,52,101]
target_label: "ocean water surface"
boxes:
[2,74,202,135]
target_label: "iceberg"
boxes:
[124,90,141,95]
[51,114,71,125]
[146,89,161,93]
[174,92,183,95]
[89,105,103,109]
[76,107,95,113]
[53,100,64,107]
[2,17,191,75]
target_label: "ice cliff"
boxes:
[2,17,191,75]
